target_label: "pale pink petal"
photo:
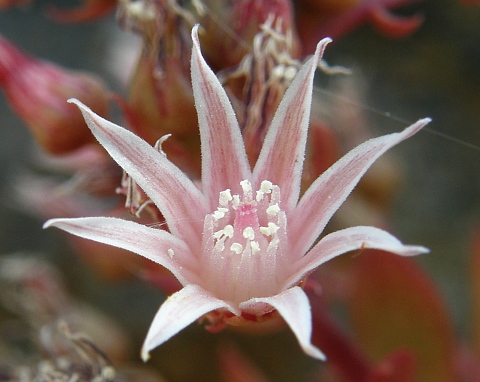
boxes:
[68,99,207,246]
[290,118,431,257]
[253,38,331,214]
[141,284,240,361]
[240,286,325,360]
[44,217,198,285]
[283,226,429,290]
[191,26,251,208]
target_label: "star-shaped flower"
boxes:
[44,25,430,361]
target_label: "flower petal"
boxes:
[141,284,240,361]
[284,226,429,290]
[240,286,325,360]
[68,99,207,246]
[290,118,431,256]
[253,38,331,214]
[44,217,198,285]
[191,25,251,208]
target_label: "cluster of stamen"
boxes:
[210,180,282,260]
[200,178,289,302]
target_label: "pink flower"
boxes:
[44,25,430,361]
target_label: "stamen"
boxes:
[232,195,240,208]
[219,189,232,205]
[260,222,280,236]
[214,224,234,239]
[260,180,273,194]
[251,241,261,254]
[243,227,255,240]
[230,243,243,254]
[256,190,264,202]
[240,179,252,196]
[272,64,286,79]
[223,224,234,238]
[154,134,172,157]
[213,210,225,220]
[213,229,225,239]
[284,66,298,81]
[266,204,280,216]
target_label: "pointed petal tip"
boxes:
[407,117,432,132]
[313,37,332,62]
[67,97,85,109]
[43,218,58,229]
[304,345,327,361]
[191,24,201,49]
[67,98,95,119]
[141,348,150,363]
[405,245,430,256]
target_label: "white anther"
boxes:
[213,224,234,240]
[127,0,156,20]
[213,210,226,220]
[167,249,175,258]
[219,189,233,205]
[260,222,280,236]
[213,229,225,239]
[230,243,243,254]
[284,66,298,81]
[251,241,261,254]
[223,224,234,238]
[266,204,280,216]
[256,190,264,202]
[232,195,240,208]
[272,64,286,79]
[260,180,273,194]
[243,227,255,241]
[240,179,252,195]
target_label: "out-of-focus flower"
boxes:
[294,0,424,54]
[0,255,167,381]
[221,16,303,166]
[45,26,430,361]
[0,36,110,154]
[0,0,30,9]
[117,0,201,176]
[200,0,299,70]
[47,0,117,23]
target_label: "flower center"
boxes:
[201,179,288,305]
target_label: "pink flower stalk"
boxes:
[44,25,430,361]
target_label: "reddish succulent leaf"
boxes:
[349,250,455,382]
[366,350,417,382]
[217,342,269,382]
[470,227,480,354]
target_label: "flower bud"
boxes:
[122,52,201,177]
[0,36,109,154]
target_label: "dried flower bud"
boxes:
[0,36,109,154]
[200,0,299,70]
